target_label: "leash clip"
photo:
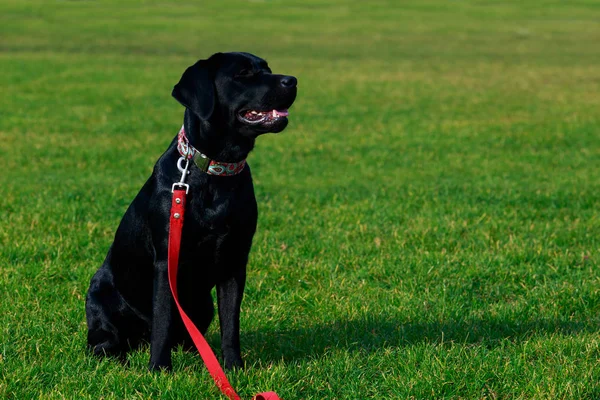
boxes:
[172,157,190,194]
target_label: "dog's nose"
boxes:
[280,76,297,88]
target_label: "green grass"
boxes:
[1,0,600,398]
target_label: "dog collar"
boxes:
[177,126,246,176]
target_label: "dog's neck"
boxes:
[183,110,255,163]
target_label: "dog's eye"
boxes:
[235,69,254,78]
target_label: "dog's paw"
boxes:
[223,355,244,370]
[148,361,173,372]
[89,341,125,362]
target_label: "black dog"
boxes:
[85,52,297,371]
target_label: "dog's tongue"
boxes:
[272,109,289,117]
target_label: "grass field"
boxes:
[1,0,600,398]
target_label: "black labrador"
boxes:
[85,52,297,371]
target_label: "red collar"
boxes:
[177,126,246,176]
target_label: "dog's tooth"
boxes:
[273,110,277,117]
[251,111,258,115]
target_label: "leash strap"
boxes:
[168,188,280,400]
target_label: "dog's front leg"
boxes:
[216,271,246,370]
[149,255,174,371]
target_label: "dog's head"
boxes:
[172,52,297,136]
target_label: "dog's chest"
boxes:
[187,190,235,230]
[177,188,256,282]
[181,185,256,244]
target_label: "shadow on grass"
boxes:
[240,317,598,364]
[104,317,597,369]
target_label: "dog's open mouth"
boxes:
[238,109,289,125]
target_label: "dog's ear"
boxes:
[172,54,222,120]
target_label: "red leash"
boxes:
[168,187,280,400]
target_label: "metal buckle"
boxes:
[171,182,189,194]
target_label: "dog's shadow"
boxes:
[230,317,597,365]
